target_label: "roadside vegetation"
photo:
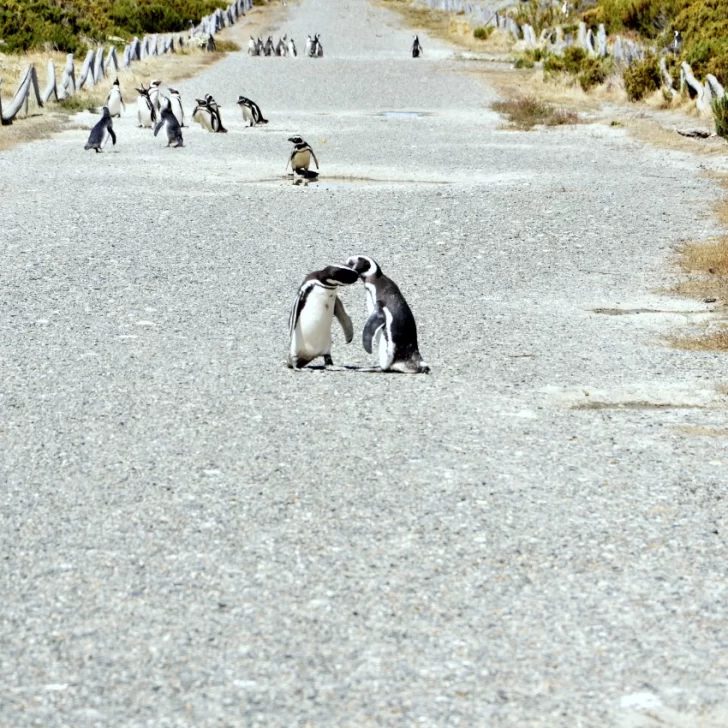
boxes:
[670,179,728,351]
[492,96,580,129]
[0,0,228,54]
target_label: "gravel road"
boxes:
[2,0,728,725]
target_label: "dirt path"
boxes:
[1,0,727,725]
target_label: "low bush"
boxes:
[492,97,580,129]
[623,55,662,100]
[712,95,728,140]
[543,47,612,91]
[473,26,494,40]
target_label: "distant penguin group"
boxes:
[248,33,297,56]
[288,257,429,373]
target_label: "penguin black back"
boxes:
[84,106,116,152]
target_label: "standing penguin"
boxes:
[264,36,275,56]
[287,136,319,177]
[288,37,297,56]
[192,96,214,131]
[236,95,268,126]
[672,30,682,56]
[345,255,430,373]
[84,106,117,152]
[168,87,185,127]
[154,106,184,147]
[305,35,314,57]
[412,35,423,58]
[149,79,162,114]
[105,78,126,118]
[312,33,324,57]
[136,85,156,128]
[206,94,227,133]
[276,35,288,56]
[248,35,259,55]
[287,265,359,369]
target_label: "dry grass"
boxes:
[0,1,284,152]
[673,425,728,436]
[667,178,728,350]
[492,96,580,130]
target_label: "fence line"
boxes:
[0,0,253,125]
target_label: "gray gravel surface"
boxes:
[2,0,728,726]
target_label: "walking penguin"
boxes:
[154,106,184,147]
[412,35,423,58]
[84,106,117,152]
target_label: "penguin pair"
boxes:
[236,95,268,127]
[306,34,323,58]
[287,257,429,373]
[411,35,423,58]
[287,136,319,178]
[84,106,116,152]
[192,95,227,133]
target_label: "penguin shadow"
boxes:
[286,363,383,374]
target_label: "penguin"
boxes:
[264,36,275,56]
[287,265,359,369]
[105,78,125,118]
[305,35,314,57]
[135,85,156,128]
[276,35,288,56]
[288,37,297,56]
[256,37,265,55]
[344,255,430,374]
[168,87,185,127]
[84,106,116,152]
[154,106,184,147]
[206,94,227,133]
[672,30,682,56]
[311,33,323,57]
[411,35,423,58]
[287,136,319,177]
[236,95,268,126]
[248,35,259,55]
[149,79,162,113]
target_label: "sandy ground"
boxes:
[1,0,728,726]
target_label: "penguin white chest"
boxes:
[137,98,153,127]
[108,89,122,116]
[241,105,254,125]
[193,108,214,131]
[293,286,336,357]
[171,98,184,126]
[291,148,311,171]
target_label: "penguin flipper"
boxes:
[153,119,163,137]
[334,297,354,343]
[310,149,320,170]
[362,307,386,354]
[108,126,117,145]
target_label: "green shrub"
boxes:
[515,58,535,69]
[712,95,728,140]
[623,55,662,100]
[543,46,612,90]
[0,0,227,52]
[473,26,494,40]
